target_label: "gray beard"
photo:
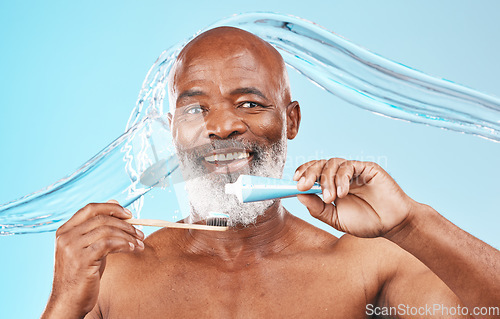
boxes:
[176,135,286,226]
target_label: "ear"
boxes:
[286,101,301,140]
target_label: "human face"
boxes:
[169,44,291,224]
[170,45,289,176]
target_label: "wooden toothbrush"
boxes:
[125,218,228,231]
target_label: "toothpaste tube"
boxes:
[225,175,322,203]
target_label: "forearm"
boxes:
[41,292,88,319]
[386,203,500,310]
[41,305,85,319]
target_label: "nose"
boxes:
[204,107,247,139]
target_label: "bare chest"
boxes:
[102,254,379,318]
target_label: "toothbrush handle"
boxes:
[125,219,228,231]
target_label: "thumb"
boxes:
[297,194,339,229]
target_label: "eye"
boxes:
[185,105,203,115]
[240,101,261,108]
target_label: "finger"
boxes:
[57,203,132,236]
[297,194,339,230]
[319,158,347,203]
[293,160,320,181]
[296,160,327,191]
[335,161,357,198]
[107,199,119,204]
[82,225,144,253]
[85,236,142,261]
[336,161,380,197]
[73,214,144,240]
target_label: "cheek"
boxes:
[172,119,208,149]
[249,112,285,143]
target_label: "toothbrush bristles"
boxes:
[206,217,229,227]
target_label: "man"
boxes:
[42,27,499,319]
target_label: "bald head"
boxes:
[168,27,291,112]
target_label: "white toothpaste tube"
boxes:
[225,175,322,203]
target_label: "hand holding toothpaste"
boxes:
[294,158,418,238]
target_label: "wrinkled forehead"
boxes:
[174,45,274,81]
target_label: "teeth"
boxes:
[204,152,249,163]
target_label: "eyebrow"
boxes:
[230,87,268,101]
[176,87,269,105]
[176,89,206,104]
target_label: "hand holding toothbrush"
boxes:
[41,200,145,319]
[294,158,419,238]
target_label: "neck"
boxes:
[182,201,296,264]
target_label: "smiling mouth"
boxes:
[202,149,253,173]
[204,150,250,163]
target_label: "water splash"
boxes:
[0,114,177,235]
[2,12,499,235]
[132,12,500,140]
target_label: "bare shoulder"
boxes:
[286,212,403,258]
[285,213,433,281]
[285,212,339,247]
[98,229,183,290]
[276,214,427,309]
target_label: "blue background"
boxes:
[1,1,499,318]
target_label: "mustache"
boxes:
[177,139,265,162]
